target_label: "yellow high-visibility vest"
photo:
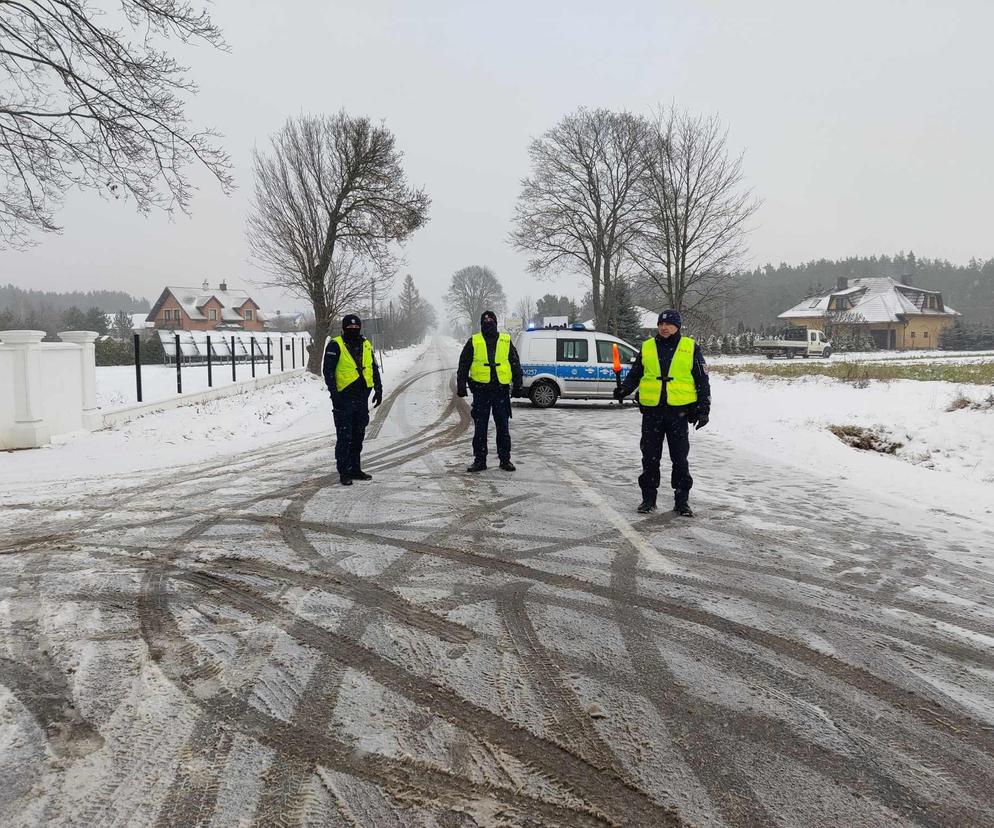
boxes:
[469,332,512,384]
[639,336,698,407]
[333,336,374,391]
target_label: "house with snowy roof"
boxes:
[778,276,959,350]
[146,281,264,332]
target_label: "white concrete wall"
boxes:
[0,330,98,449]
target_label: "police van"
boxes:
[514,324,638,408]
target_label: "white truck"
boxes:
[754,328,832,359]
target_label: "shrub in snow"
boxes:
[828,424,903,454]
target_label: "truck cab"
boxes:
[754,328,832,359]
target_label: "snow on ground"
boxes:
[705,372,994,522]
[0,341,431,490]
[708,349,994,367]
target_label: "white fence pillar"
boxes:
[0,330,50,448]
[59,330,100,429]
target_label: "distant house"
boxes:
[778,276,959,350]
[146,281,263,332]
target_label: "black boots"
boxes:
[674,489,693,517]
[350,470,372,481]
[466,461,487,473]
[499,461,516,472]
[637,501,656,514]
[339,474,353,486]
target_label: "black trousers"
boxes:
[471,387,511,463]
[332,394,370,475]
[638,408,693,506]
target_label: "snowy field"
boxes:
[0,341,432,489]
[708,348,994,366]
[709,373,994,517]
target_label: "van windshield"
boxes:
[596,340,636,363]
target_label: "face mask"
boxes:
[343,327,361,342]
[481,319,497,334]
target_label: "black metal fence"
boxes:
[131,332,311,403]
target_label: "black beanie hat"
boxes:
[657,309,682,328]
[480,310,497,326]
[342,314,362,330]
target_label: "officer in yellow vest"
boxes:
[456,310,523,472]
[322,314,382,486]
[614,309,711,516]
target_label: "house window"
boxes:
[557,339,588,362]
[164,309,171,321]
[209,309,217,321]
[244,308,253,320]
[924,331,929,338]
[910,331,916,339]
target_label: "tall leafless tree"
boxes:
[631,107,759,323]
[510,107,650,326]
[514,294,534,325]
[0,0,234,248]
[247,112,430,373]
[444,265,506,336]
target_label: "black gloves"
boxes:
[372,388,383,408]
[511,386,523,399]
[613,386,627,400]
[693,409,709,430]
[457,385,468,398]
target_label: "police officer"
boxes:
[322,314,382,486]
[614,309,711,516]
[457,310,523,472]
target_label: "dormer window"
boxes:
[209,309,217,321]
[244,308,253,320]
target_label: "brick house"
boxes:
[778,276,960,350]
[146,281,264,332]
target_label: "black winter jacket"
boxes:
[323,336,382,400]
[456,332,523,394]
[619,333,711,414]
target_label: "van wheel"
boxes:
[529,381,559,408]
[823,347,832,358]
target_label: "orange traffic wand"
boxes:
[611,342,623,403]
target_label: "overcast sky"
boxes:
[2,0,991,318]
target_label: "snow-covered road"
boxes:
[1,336,993,826]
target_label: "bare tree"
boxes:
[510,107,650,326]
[514,294,534,325]
[631,107,759,322]
[0,0,234,248]
[444,265,506,334]
[247,112,430,373]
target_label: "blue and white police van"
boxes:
[514,323,638,408]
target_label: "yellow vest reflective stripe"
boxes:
[469,332,512,384]
[333,336,374,392]
[638,336,698,407]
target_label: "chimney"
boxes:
[202,278,209,291]
[836,276,848,291]
[219,280,228,292]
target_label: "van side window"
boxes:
[596,340,636,363]
[557,339,588,362]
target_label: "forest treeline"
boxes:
[730,252,994,330]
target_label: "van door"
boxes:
[555,336,597,395]
[595,339,637,395]
[808,330,819,355]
